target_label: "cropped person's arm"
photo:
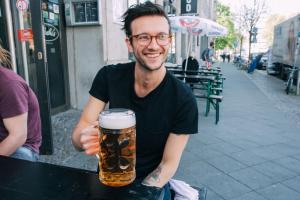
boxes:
[0,113,28,156]
[142,133,189,188]
[72,96,106,154]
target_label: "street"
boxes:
[39,62,300,200]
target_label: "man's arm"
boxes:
[0,113,28,156]
[142,133,189,188]
[72,96,106,155]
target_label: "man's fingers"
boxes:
[82,141,99,151]
[80,134,99,143]
[85,143,100,155]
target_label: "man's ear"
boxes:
[125,38,133,53]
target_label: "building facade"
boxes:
[0,0,216,153]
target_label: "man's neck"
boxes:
[134,64,166,97]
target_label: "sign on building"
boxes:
[181,0,197,15]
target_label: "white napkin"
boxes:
[169,179,199,200]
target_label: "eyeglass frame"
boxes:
[129,33,172,46]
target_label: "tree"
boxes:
[236,0,267,61]
[215,2,237,50]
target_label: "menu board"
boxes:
[74,2,98,23]
[86,2,98,22]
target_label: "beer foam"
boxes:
[99,109,136,129]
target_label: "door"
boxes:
[0,2,8,49]
[42,0,68,112]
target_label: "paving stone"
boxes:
[250,146,287,160]
[282,176,300,193]
[201,174,251,199]
[257,183,300,200]
[206,155,247,173]
[206,142,244,155]
[183,160,223,184]
[291,154,300,161]
[226,139,261,150]
[229,151,267,166]
[187,145,224,161]
[265,143,300,157]
[229,168,275,190]
[231,191,267,200]
[195,133,225,145]
[205,188,225,200]
[272,157,300,175]
[252,161,297,182]
[245,134,291,146]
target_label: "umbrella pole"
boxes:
[184,34,192,83]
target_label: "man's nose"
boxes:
[147,37,160,49]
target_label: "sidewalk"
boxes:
[175,63,300,200]
[39,63,300,200]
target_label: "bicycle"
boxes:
[285,67,299,94]
[285,37,299,95]
[234,57,248,70]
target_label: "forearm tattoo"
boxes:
[142,165,162,186]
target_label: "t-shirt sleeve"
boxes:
[171,90,198,135]
[0,81,28,118]
[89,66,109,103]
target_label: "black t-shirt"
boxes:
[89,62,198,179]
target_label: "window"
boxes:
[65,0,101,26]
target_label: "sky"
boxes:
[218,0,300,16]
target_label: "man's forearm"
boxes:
[142,134,189,188]
[142,162,178,188]
[0,134,26,156]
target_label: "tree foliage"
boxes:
[215,2,237,50]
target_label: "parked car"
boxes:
[258,54,268,70]
[264,49,279,75]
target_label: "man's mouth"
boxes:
[144,53,161,58]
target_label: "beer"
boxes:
[98,109,136,187]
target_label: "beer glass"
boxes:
[98,109,136,187]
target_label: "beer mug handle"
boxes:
[94,124,100,160]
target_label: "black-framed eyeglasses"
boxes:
[129,33,172,46]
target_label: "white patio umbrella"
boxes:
[169,16,228,73]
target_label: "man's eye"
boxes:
[158,34,168,40]
[138,35,150,40]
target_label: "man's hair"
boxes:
[0,43,12,69]
[209,41,214,47]
[122,1,171,37]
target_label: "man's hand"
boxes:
[79,121,100,155]
[71,96,106,153]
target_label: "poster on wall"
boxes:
[17,29,33,41]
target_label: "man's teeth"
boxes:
[146,53,160,57]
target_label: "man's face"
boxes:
[126,15,171,72]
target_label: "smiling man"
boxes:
[72,2,198,199]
